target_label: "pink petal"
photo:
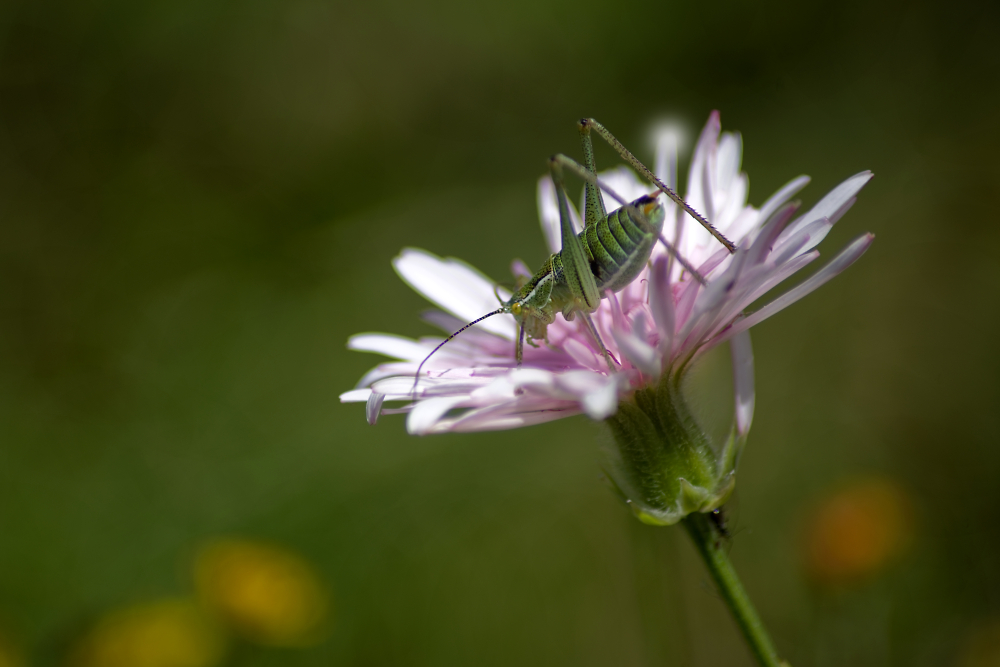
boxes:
[407,396,469,435]
[648,257,676,353]
[729,330,755,436]
[754,176,810,237]
[612,327,660,376]
[778,171,873,245]
[435,400,578,433]
[722,233,875,340]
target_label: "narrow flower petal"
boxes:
[564,337,604,372]
[730,330,755,437]
[366,391,386,425]
[393,248,516,339]
[434,400,577,433]
[511,259,533,280]
[778,171,873,244]
[553,370,621,419]
[340,389,372,403]
[771,217,832,265]
[722,233,875,340]
[655,130,679,190]
[716,132,742,194]
[648,256,675,353]
[407,396,468,434]
[754,176,810,236]
[686,111,721,224]
[348,333,431,361]
[612,327,660,376]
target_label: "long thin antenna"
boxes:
[411,307,507,399]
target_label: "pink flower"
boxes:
[341,112,873,442]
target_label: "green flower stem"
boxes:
[682,512,786,667]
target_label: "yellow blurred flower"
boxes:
[194,538,329,646]
[67,599,225,667]
[801,477,913,585]
[957,618,1000,667]
[0,634,25,667]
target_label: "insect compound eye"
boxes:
[511,303,522,316]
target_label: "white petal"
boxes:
[348,333,430,361]
[393,248,516,339]
[355,362,417,390]
[563,337,604,372]
[554,371,621,420]
[340,388,372,402]
[648,257,675,352]
[597,165,651,210]
[722,233,875,339]
[469,368,556,401]
[511,368,558,389]
[366,391,386,425]
[716,132,742,195]
[582,381,619,420]
[407,396,469,435]
[371,374,490,400]
[538,176,563,255]
[729,330,755,436]
[612,328,660,376]
[686,111,721,223]
[655,132,679,190]
[436,400,577,433]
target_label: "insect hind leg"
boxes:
[579,118,736,254]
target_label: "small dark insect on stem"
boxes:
[709,507,731,541]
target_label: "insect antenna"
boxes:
[411,307,507,399]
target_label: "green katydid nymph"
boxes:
[411,118,736,396]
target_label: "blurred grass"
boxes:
[0,0,998,664]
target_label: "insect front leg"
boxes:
[579,311,616,372]
[516,320,526,367]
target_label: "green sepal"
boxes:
[604,370,742,526]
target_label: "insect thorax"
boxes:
[507,196,665,344]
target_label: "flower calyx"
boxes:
[604,370,742,526]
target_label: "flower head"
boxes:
[343,112,872,433]
[342,112,872,522]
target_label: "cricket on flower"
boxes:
[342,112,873,666]
[344,113,871,435]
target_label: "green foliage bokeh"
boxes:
[0,0,998,664]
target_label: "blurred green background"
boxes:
[1,0,998,664]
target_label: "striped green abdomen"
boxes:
[578,196,664,293]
